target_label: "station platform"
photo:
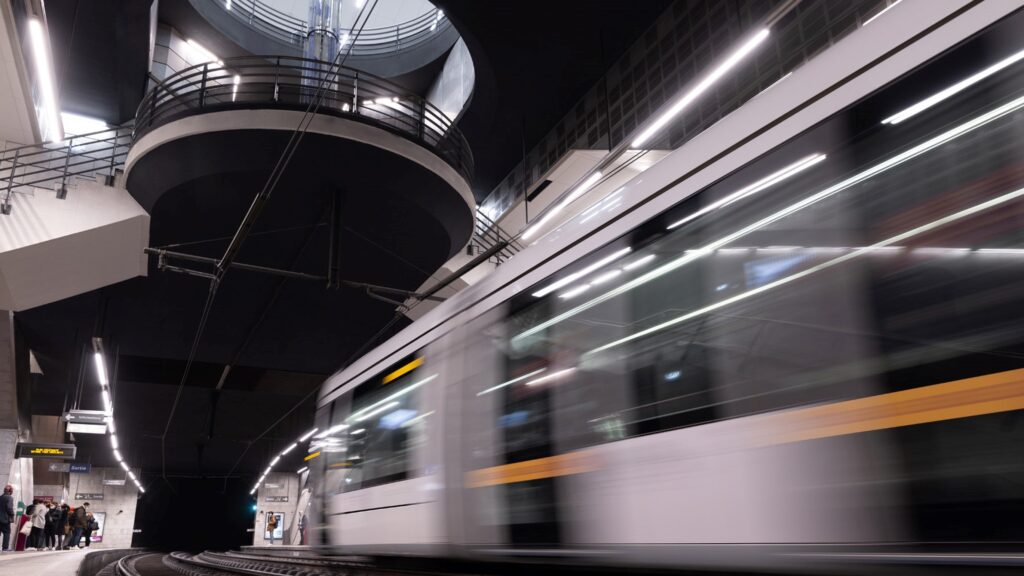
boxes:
[0,548,89,575]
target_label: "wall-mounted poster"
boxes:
[90,511,106,543]
[263,512,284,541]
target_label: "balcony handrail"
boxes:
[1,126,133,215]
[212,0,451,56]
[134,55,473,182]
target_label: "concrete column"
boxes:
[253,472,301,546]
[67,467,139,549]
[0,309,19,491]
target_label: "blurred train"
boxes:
[306,1,1024,570]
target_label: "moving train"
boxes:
[307,2,1024,570]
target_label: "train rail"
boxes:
[101,548,1024,576]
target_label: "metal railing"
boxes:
[0,127,132,215]
[471,207,522,265]
[212,0,452,56]
[134,56,472,182]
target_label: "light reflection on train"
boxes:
[305,6,1024,572]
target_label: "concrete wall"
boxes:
[1,445,33,549]
[252,472,300,546]
[0,176,150,312]
[426,37,472,125]
[151,24,214,82]
[66,467,139,549]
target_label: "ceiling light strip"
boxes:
[667,153,826,230]
[531,247,632,298]
[478,368,547,396]
[882,47,1024,125]
[27,19,62,142]
[632,29,770,148]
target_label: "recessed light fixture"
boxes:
[27,19,62,142]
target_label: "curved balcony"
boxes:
[133,56,473,182]
[211,0,451,57]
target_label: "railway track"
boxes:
[109,550,455,576]
[97,548,1024,576]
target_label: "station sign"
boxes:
[265,496,288,503]
[70,463,92,473]
[67,422,108,434]
[16,442,76,460]
[48,462,71,473]
[75,493,104,500]
[263,483,282,489]
[64,409,108,425]
[102,479,126,486]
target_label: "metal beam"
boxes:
[148,247,445,301]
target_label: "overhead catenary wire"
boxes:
[159,0,381,489]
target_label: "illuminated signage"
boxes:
[64,409,108,425]
[265,496,288,503]
[75,493,104,500]
[70,463,91,473]
[15,442,76,460]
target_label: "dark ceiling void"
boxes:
[46,0,153,124]
[435,0,673,199]
[19,127,472,474]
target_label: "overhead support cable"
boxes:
[156,0,382,487]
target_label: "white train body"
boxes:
[311,1,1024,569]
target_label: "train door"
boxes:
[445,303,569,554]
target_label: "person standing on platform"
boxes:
[66,502,88,549]
[43,502,58,550]
[54,504,68,550]
[82,512,97,548]
[266,511,278,545]
[0,485,14,553]
[28,499,46,550]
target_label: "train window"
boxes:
[340,353,432,492]
[497,22,1024,448]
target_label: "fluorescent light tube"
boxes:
[632,29,769,148]
[27,19,62,142]
[558,284,591,300]
[478,368,549,396]
[531,247,631,298]
[525,368,577,387]
[667,154,826,230]
[93,352,108,385]
[882,47,1024,125]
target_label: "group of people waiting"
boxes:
[1,485,98,552]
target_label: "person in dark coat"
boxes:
[66,502,89,549]
[44,502,59,550]
[0,485,14,552]
[54,504,69,550]
[82,512,96,548]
